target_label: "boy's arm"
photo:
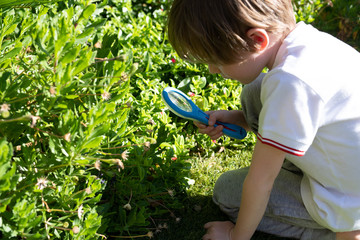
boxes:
[233,141,285,239]
[203,141,285,240]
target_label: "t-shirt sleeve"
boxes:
[258,71,324,156]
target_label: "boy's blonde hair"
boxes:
[167,0,296,65]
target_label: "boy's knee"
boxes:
[213,168,249,209]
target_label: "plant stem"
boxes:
[0,115,31,124]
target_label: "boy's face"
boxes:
[208,51,267,84]
[207,28,278,84]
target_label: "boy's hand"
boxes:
[194,110,249,140]
[202,221,234,240]
[193,110,231,140]
[336,230,360,240]
[194,120,224,140]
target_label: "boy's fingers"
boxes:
[197,125,223,139]
[207,113,217,126]
[204,221,215,229]
[193,121,206,129]
[197,124,213,133]
[194,118,224,140]
[200,125,221,134]
[210,131,223,140]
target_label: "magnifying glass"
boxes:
[161,87,247,140]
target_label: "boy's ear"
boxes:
[246,28,269,51]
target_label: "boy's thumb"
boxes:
[207,112,217,126]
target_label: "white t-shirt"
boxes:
[258,22,360,231]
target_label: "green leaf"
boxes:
[0,138,14,178]
[116,108,128,124]
[85,19,106,31]
[64,95,79,99]
[144,51,152,72]
[0,197,12,212]
[137,166,145,181]
[56,103,68,109]
[126,208,137,227]
[60,45,80,65]
[0,71,11,92]
[76,27,94,44]
[82,136,103,149]
[198,76,207,88]
[0,47,21,63]
[73,50,94,75]
[34,36,50,56]
[135,207,147,225]
[80,4,96,20]
[178,77,191,93]
[115,121,127,138]
[3,23,17,36]
[27,215,42,228]
[0,163,16,191]
[159,142,172,148]
[88,124,110,139]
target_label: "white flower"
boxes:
[72,226,80,234]
[101,91,111,100]
[185,177,195,186]
[30,115,41,128]
[115,159,124,172]
[36,177,48,190]
[94,160,101,171]
[121,150,129,161]
[85,187,92,194]
[167,189,174,197]
[146,231,153,239]
[123,203,132,211]
[63,133,71,142]
[77,205,84,219]
[49,86,56,96]
[0,103,10,112]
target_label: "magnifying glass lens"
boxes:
[169,91,192,112]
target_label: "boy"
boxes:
[167,0,360,239]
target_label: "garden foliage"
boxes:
[0,0,248,238]
[0,0,357,239]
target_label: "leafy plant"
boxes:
[313,0,360,50]
[0,0,214,238]
[293,0,328,23]
[0,0,63,9]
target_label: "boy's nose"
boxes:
[208,64,221,74]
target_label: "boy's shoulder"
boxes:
[268,22,360,99]
[276,22,359,68]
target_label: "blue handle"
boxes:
[162,87,247,140]
[194,109,247,140]
[215,120,247,140]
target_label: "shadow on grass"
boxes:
[155,195,294,240]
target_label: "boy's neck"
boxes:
[266,27,296,70]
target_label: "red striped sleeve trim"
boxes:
[257,133,305,156]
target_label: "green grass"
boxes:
[154,195,294,240]
[154,137,293,239]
